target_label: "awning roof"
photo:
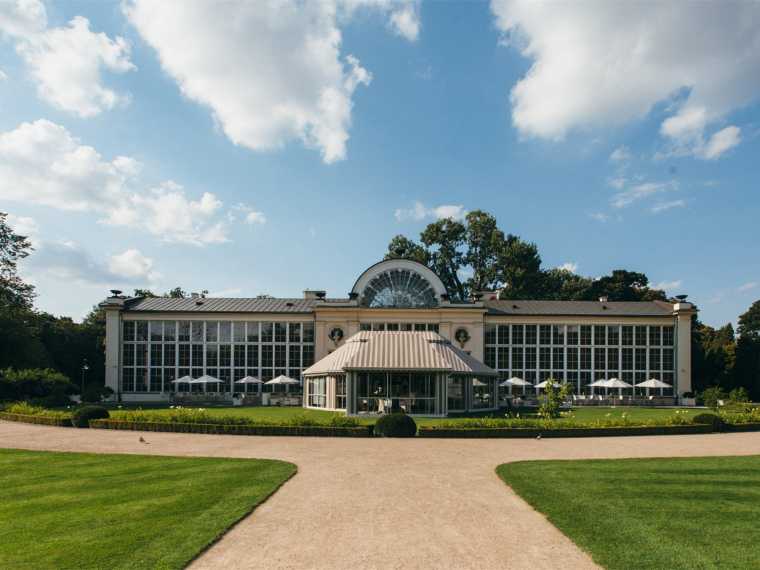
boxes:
[303,331,499,377]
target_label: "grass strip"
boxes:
[0,448,295,570]
[497,456,760,570]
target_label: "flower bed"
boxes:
[90,419,373,437]
[418,424,712,438]
[0,412,73,427]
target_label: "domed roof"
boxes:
[351,259,447,308]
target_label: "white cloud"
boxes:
[21,240,157,288]
[709,282,757,304]
[588,212,609,223]
[611,181,677,209]
[703,126,742,160]
[656,280,682,292]
[394,202,467,221]
[4,213,39,235]
[388,3,420,41]
[559,263,577,273]
[0,0,134,116]
[108,249,161,281]
[0,119,233,246]
[652,200,686,213]
[245,211,266,225]
[609,147,632,163]
[491,1,760,157]
[125,1,418,164]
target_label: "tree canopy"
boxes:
[385,209,667,302]
[0,212,35,310]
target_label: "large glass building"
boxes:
[102,257,696,415]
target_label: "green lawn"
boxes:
[497,456,760,570]
[0,448,295,570]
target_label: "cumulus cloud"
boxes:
[587,212,609,223]
[0,119,237,246]
[125,0,418,164]
[394,202,467,221]
[4,213,39,236]
[245,211,266,225]
[0,0,134,116]
[559,263,577,273]
[108,249,161,281]
[491,1,760,158]
[21,240,158,287]
[656,280,682,292]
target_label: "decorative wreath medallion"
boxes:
[329,327,344,343]
[454,328,470,345]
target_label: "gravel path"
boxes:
[3,421,760,569]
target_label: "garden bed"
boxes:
[0,411,72,428]
[90,419,374,437]
[418,424,713,438]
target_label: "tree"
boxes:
[737,299,760,338]
[385,210,665,303]
[537,379,571,419]
[0,212,35,310]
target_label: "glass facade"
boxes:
[121,320,315,393]
[484,323,676,395]
[355,371,437,414]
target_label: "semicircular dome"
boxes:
[351,259,446,309]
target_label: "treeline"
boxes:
[386,210,668,302]
[692,300,760,400]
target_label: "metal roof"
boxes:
[304,331,499,376]
[483,299,677,318]
[123,297,320,314]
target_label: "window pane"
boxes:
[261,322,273,343]
[178,321,190,342]
[206,322,218,342]
[289,323,301,343]
[219,322,231,342]
[150,321,163,341]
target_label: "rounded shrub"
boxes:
[691,413,726,432]
[374,413,417,438]
[71,405,110,428]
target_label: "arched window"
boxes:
[361,268,439,308]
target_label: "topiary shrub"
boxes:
[71,405,110,428]
[691,413,726,432]
[374,413,417,438]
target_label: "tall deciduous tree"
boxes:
[0,212,35,310]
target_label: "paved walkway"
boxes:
[3,421,760,569]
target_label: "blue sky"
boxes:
[0,0,758,329]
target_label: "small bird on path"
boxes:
[139,436,146,443]
[536,434,541,440]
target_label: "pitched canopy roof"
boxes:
[303,331,499,377]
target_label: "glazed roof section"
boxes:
[120,296,679,318]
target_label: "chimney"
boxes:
[599,296,608,302]
[191,292,200,299]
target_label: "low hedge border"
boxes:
[727,423,760,433]
[418,424,713,438]
[0,412,73,428]
[90,419,374,437]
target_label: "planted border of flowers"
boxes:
[418,424,713,438]
[90,419,374,437]
[0,411,73,427]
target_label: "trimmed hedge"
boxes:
[374,413,417,438]
[691,413,727,432]
[71,406,110,428]
[0,412,73,428]
[418,424,713,438]
[726,423,760,433]
[90,419,374,437]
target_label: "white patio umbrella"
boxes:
[634,378,673,396]
[234,376,263,394]
[504,376,533,387]
[587,379,609,395]
[602,377,633,396]
[190,374,223,393]
[534,380,551,389]
[265,375,300,402]
[171,375,193,384]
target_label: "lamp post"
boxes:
[81,359,89,396]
